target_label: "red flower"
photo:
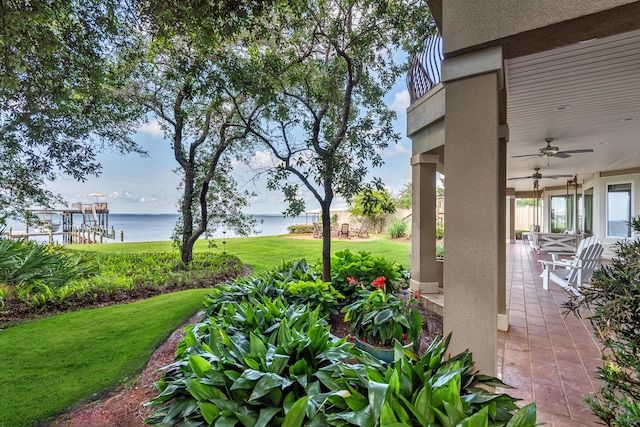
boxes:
[415,291,422,298]
[362,338,367,343]
[371,276,386,290]
[402,333,408,343]
[347,277,356,285]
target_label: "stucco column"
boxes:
[442,46,503,376]
[410,153,439,294]
[507,193,516,243]
[497,137,508,332]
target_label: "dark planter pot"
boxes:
[355,336,413,363]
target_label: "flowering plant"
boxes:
[331,250,409,305]
[342,282,422,351]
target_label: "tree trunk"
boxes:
[321,203,332,282]
[181,164,195,265]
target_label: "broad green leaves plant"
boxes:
[343,289,422,351]
[148,269,537,426]
[147,296,381,426]
[326,336,537,427]
[331,250,408,304]
[285,279,344,315]
[203,257,341,317]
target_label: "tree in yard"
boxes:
[119,24,261,265]
[235,0,433,280]
[0,0,144,221]
[516,198,537,207]
[349,185,396,233]
[394,183,412,209]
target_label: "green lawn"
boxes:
[0,289,212,427]
[73,234,411,274]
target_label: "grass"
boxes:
[72,234,411,274]
[0,288,212,427]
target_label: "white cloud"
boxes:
[137,120,164,137]
[382,142,412,158]
[110,191,164,204]
[393,142,412,156]
[389,89,410,113]
[232,150,278,172]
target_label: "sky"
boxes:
[47,79,413,215]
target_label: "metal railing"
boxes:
[407,32,443,104]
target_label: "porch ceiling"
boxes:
[505,28,640,192]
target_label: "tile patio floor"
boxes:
[498,241,604,426]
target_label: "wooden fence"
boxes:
[514,205,543,231]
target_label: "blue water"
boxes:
[109,214,306,242]
[4,213,308,243]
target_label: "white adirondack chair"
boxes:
[538,236,603,292]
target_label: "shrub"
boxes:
[387,218,408,238]
[286,223,314,234]
[202,258,344,317]
[343,289,422,351]
[436,240,444,258]
[331,249,409,305]
[327,335,537,427]
[285,279,344,314]
[148,269,538,427]
[515,229,528,239]
[565,216,640,426]
[436,222,444,239]
[1,251,243,315]
[146,299,382,426]
[0,238,95,293]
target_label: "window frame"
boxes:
[606,182,633,238]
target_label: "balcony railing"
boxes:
[407,33,443,104]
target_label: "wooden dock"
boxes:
[3,202,123,244]
[2,227,121,244]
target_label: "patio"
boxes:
[498,241,604,426]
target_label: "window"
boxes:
[550,194,582,233]
[607,183,632,237]
[550,195,567,233]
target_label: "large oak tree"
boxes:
[0,1,144,220]
[235,0,433,280]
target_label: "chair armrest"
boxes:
[550,252,575,262]
[538,259,573,269]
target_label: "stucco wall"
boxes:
[441,0,639,57]
[329,208,412,234]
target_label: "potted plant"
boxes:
[342,279,422,362]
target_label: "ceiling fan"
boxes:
[508,167,574,181]
[512,138,594,159]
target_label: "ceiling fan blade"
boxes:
[545,174,574,179]
[559,149,594,154]
[511,154,541,158]
[507,175,534,180]
[552,152,571,159]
